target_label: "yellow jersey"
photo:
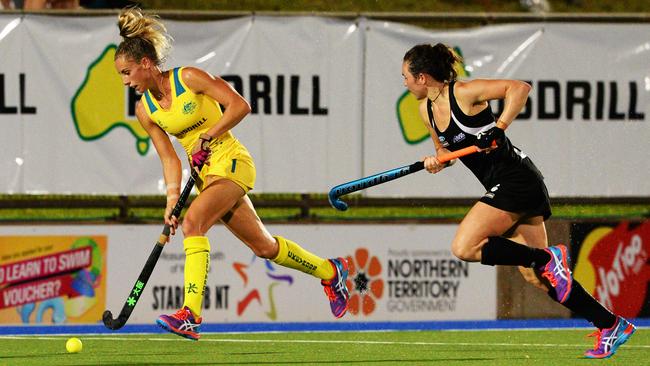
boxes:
[140,67,255,192]
[140,66,236,155]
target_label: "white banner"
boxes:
[0,15,648,196]
[0,16,24,192]
[0,15,362,194]
[365,21,650,197]
[0,224,496,325]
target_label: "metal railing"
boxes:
[1,194,648,222]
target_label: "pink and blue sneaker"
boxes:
[321,257,350,318]
[538,244,573,303]
[156,306,202,341]
[584,316,636,359]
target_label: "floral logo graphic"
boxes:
[346,248,384,316]
[233,255,294,320]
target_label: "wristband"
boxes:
[199,133,213,143]
[495,119,508,130]
[165,182,179,190]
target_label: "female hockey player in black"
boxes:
[401,43,634,359]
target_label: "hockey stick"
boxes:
[328,145,485,211]
[102,172,197,330]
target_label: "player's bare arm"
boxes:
[135,101,182,233]
[456,79,531,129]
[180,67,251,140]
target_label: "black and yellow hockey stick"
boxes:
[102,172,196,330]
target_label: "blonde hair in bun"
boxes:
[115,7,172,65]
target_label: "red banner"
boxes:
[0,247,92,286]
[574,221,650,318]
[0,274,76,309]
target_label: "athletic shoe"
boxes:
[156,306,201,341]
[538,244,573,303]
[321,257,350,318]
[584,316,636,359]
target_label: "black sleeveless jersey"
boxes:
[427,81,543,190]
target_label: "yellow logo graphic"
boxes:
[396,46,470,145]
[71,45,150,156]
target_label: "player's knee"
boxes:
[181,215,205,237]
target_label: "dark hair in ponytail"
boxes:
[403,43,461,83]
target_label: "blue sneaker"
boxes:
[584,316,636,359]
[321,258,350,318]
[156,306,201,341]
[538,244,573,303]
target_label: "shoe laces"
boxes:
[324,285,337,301]
[172,308,190,320]
[587,329,603,351]
[541,271,557,287]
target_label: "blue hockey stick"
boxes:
[328,145,483,211]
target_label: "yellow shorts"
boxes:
[193,139,256,193]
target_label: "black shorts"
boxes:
[478,161,552,221]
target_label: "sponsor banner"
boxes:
[0,236,107,324]
[570,221,650,318]
[0,15,24,193]
[0,15,361,194]
[0,225,495,325]
[2,15,647,196]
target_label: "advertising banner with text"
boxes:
[0,15,647,196]
[570,220,650,319]
[0,235,107,325]
[0,224,496,325]
[0,15,362,194]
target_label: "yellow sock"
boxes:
[182,236,210,318]
[271,236,334,280]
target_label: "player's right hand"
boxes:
[164,199,179,241]
[423,155,446,174]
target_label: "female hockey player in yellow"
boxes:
[114,8,349,340]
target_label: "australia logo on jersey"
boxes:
[182,101,197,115]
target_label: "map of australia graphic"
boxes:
[71,45,150,156]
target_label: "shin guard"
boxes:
[271,236,334,280]
[182,236,210,317]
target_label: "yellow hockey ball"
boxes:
[66,337,83,353]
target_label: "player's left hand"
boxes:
[476,126,505,152]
